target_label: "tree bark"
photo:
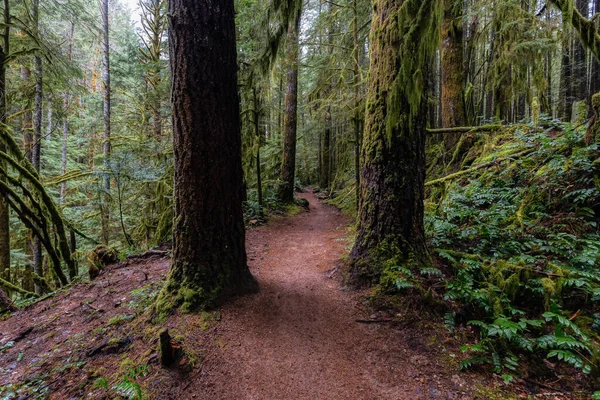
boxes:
[320,107,330,189]
[101,0,111,245]
[61,22,75,205]
[0,0,9,293]
[277,10,301,203]
[441,0,466,128]
[156,0,257,315]
[349,0,439,281]
[32,0,43,295]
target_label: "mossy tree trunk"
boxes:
[0,2,9,293]
[32,0,43,295]
[277,10,301,203]
[156,0,257,316]
[441,0,465,129]
[349,0,441,281]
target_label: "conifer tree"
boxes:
[349,0,441,280]
[156,0,257,315]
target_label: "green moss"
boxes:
[531,96,539,127]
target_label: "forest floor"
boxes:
[0,190,565,399]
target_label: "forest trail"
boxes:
[179,190,477,400]
[0,190,482,399]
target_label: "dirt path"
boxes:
[175,191,475,399]
[0,191,482,399]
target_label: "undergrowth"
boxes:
[423,118,600,389]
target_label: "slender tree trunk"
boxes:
[253,88,263,216]
[320,107,330,189]
[441,0,466,128]
[21,67,33,158]
[0,0,10,293]
[353,0,361,208]
[592,0,600,96]
[573,0,588,104]
[156,0,257,315]
[101,0,111,245]
[61,22,75,206]
[277,9,301,203]
[32,0,43,295]
[349,0,439,281]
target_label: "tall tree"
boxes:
[31,0,43,294]
[100,0,111,245]
[441,0,466,128]
[349,0,441,280]
[0,0,10,291]
[156,0,257,315]
[277,7,301,203]
[61,22,75,204]
[139,0,166,140]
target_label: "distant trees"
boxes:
[156,0,257,315]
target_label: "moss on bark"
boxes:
[349,0,442,283]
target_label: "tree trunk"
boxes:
[277,10,301,203]
[101,0,111,245]
[32,0,43,295]
[573,0,589,106]
[441,0,466,128]
[253,88,264,216]
[320,106,330,189]
[156,0,257,315]
[0,1,9,293]
[353,0,361,208]
[349,0,438,281]
[61,22,74,208]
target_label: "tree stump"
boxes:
[159,329,176,366]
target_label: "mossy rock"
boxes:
[87,245,119,280]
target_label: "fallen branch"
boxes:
[0,277,38,298]
[87,335,133,357]
[426,124,502,134]
[355,319,395,324]
[425,148,534,187]
[11,326,34,342]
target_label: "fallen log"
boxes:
[425,148,534,187]
[0,277,38,298]
[426,124,502,134]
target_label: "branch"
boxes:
[0,277,38,298]
[425,149,534,186]
[426,124,502,134]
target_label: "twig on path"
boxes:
[355,319,395,324]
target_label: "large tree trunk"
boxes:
[100,0,111,245]
[156,0,257,315]
[277,10,301,203]
[349,0,439,281]
[0,2,10,293]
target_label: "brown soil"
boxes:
[1,191,509,399]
